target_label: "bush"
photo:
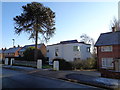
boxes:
[71,58,97,70]
[23,47,47,65]
[53,58,72,70]
[70,59,83,69]
[84,58,97,69]
[15,57,24,60]
[42,65,52,69]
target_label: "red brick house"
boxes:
[3,47,22,58]
[19,44,46,57]
[95,29,120,72]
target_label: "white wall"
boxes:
[62,43,81,61]
[79,44,92,60]
[47,44,62,63]
[47,43,92,63]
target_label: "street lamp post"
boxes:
[12,39,15,47]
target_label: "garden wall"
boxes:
[13,60,37,68]
[100,68,120,79]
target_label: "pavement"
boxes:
[2,65,120,89]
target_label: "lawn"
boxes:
[42,65,52,69]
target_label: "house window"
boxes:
[55,48,59,56]
[74,58,80,61]
[101,46,112,52]
[47,50,49,52]
[102,58,113,68]
[87,47,90,52]
[73,46,80,51]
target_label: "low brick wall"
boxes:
[13,60,37,68]
[100,68,120,79]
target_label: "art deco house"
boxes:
[47,40,92,64]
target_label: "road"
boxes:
[2,68,101,89]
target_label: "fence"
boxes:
[13,60,37,68]
[5,58,59,70]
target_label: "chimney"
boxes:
[18,45,20,47]
[4,48,7,50]
[112,27,116,32]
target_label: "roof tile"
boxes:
[95,31,120,46]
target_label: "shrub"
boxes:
[15,57,24,60]
[53,58,72,70]
[83,58,97,69]
[71,58,97,70]
[23,47,47,65]
[70,59,83,69]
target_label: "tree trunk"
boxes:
[34,30,38,61]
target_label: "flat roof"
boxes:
[47,40,91,46]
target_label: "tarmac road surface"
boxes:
[2,68,101,89]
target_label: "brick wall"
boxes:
[40,45,46,57]
[97,45,120,70]
[100,68,120,79]
[15,48,22,56]
[0,53,2,60]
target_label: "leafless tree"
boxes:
[80,34,95,54]
[110,17,120,31]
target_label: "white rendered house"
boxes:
[47,40,92,64]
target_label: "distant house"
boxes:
[0,50,3,60]
[3,47,22,58]
[0,48,7,60]
[47,40,92,64]
[95,28,120,72]
[19,44,46,57]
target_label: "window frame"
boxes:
[101,46,112,52]
[47,50,49,52]
[73,46,80,51]
[55,47,59,56]
[101,58,113,68]
[87,47,90,52]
